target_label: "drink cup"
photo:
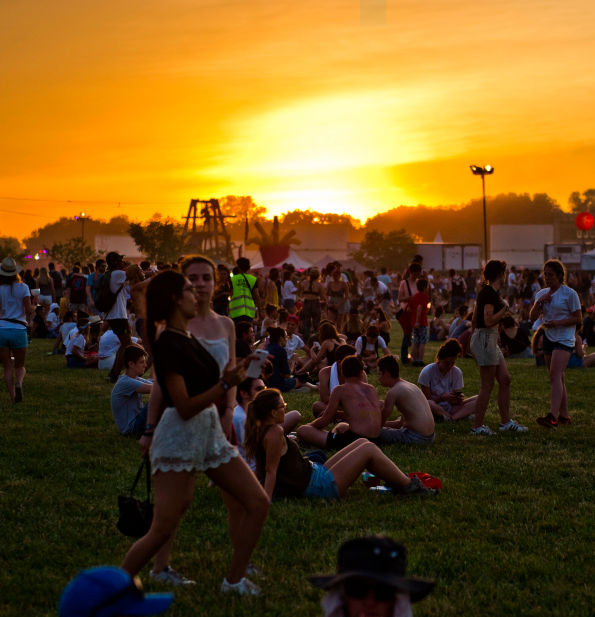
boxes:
[247,348,269,378]
[31,288,41,296]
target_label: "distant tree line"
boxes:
[3,189,593,265]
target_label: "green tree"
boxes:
[281,209,359,228]
[24,215,131,254]
[352,229,416,271]
[0,237,25,263]
[128,216,185,263]
[569,189,595,214]
[50,238,101,269]
[219,195,267,221]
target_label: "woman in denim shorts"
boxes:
[0,258,33,404]
[529,259,582,428]
[469,260,528,435]
[245,389,436,500]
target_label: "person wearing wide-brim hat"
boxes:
[309,536,435,617]
[0,257,33,403]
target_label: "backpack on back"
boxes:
[94,271,122,313]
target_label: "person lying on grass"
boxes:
[297,355,429,449]
[244,388,437,500]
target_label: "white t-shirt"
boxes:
[232,404,255,470]
[99,330,139,359]
[111,374,152,434]
[65,330,86,356]
[0,282,30,329]
[105,270,128,320]
[284,333,305,359]
[418,363,464,398]
[534,285,581,347]
[46,311,60,332]
[355,335,388,356]
[281,280,297,302]
[60,322,77,342]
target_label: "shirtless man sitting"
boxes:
[377,355,435,445]
[312,344,363,417]
[297,355,385,450]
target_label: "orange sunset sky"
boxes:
[2,0,595,240]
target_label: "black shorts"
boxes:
[325,430,380,450]
[108,318,130,339]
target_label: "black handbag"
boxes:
[117,458,154,538]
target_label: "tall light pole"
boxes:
[469,165,494,263]
[74,212,88,242]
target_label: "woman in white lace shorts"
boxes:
[121,269,269,596]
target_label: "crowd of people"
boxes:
[1,249,593,611]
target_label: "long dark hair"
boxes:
[145,270,186,352]
[244,388,282,460]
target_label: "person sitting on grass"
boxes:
[31,305,49,339]
[110,345,152,438]
[284,314,309,372]
[376,355,435,445]
[46,302,61,337]
[233,376,301,467]
[312,344,363,418]
[53,310,77,354]
[265,326,317,393]
[429,305,448,341]
[354,325,390,372]
[65,312,98,368]
[417,338,478,421]
[59,566,173,617]
[245,388,437,500]
[309,536,435,617]
[297,355,413,450]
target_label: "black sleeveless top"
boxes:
[153,330,220,407]
[255,426,312,498]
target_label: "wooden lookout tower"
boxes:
[182,198,235,264]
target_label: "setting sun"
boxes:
[1,1,595,239]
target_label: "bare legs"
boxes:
[324,439,410,497]
[0,347,26,403]
[122,457,269,585]
[472,358,511,428]
[545,350,571,419]
[206,457,269,583]
[122,471,195,576]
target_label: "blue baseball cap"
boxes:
[59,566,173,617]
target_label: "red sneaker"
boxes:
[536,413,558,428]
[557,416,571,425]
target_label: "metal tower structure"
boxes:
[182,198,235,263]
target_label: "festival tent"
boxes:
[250,249,313,271]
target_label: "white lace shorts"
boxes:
[150,405,238,474]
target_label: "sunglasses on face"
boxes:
[343,578,396,602]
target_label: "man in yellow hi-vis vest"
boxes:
[229,257,261,323]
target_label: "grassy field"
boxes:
[1,330,594,616]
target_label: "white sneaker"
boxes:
[470,425,494,436]
[149,566,196,586]
[220,576,260,596]
[499,419,528,433]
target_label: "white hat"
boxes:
[0,257,22,277]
